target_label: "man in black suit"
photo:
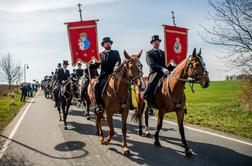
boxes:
[90,37,121,112]
[144,35,173,107]
[76,63,84,78]
[57,60,70,84]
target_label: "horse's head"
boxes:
[70,76,79,98]
[123,50,145,91]
[186,48,210,88]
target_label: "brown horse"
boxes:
[89,50,145,155]
[132,48,210,156]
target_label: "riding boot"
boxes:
[94,87,104,113]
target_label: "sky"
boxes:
[0,0,234,83]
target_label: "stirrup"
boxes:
[96,105,104,113]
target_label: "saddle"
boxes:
[154,74,168,96]
[101,75,111,98]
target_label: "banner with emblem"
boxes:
[163,25,188,66]
[66,20,100,66]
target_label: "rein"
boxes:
[111,60,143,109]
[167,54,208,93]
[165,54,208,109]
[61,79,79,102]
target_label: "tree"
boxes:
[0,54,22,88]
[201,0,252,74]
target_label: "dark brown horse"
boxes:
[57,76,79,129]
[132,48,210,156]
[88,50,145,155]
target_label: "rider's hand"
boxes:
[162,68,170,75]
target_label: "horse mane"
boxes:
[170,57,188,76]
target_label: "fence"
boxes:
[0,84,20,94]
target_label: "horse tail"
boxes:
[131,92,145,124]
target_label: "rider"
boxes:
[55,63,62,75]
[89,37,121,112]
[76,62,84,78]
[144,35,175,107]
[57,60,70,84]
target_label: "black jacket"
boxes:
[57,68,70,83]
[146,49,167,75]
[76,68,84,78]
[90,50,121,76]
[84,68,99,79]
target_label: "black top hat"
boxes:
[57,63,61,67]
[101,37,113,46]
[150,35,161,44]
[63,60,69,65]
[78,62,82,66]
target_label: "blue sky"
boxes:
[0,0,233,83]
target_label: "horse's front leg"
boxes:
[61,101,67,129]
[144,104,151,137]
[154,111,164,147]
[57,100,62,121]
[95,110,104,143]
[121,109,130,156]
[86,101,90,120]
[103,111,114,145]
[176,110,193,156]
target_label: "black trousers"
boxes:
[21,92,26,102]
[144,71,164,98]
[94,74,108,106]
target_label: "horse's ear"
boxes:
[192,48,197,57]
[124,50,131,59]
[198,48,201,56]
[137,49,143,59]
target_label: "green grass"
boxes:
[132,80,252,139]
[0,92,28,130]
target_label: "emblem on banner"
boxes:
[174,37,182,54]
[78,33,90,51]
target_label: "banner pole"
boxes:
[171,11,176,26]
[77,2,92,81]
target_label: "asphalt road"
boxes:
[0,92,252,166]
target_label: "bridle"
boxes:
[112,59,144,109]
[61,78,79,102]
[167,54,209,93]
[113,59,144,85]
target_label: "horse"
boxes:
[88,50,145,155]
[43,78,52,98]
[80,75,98,120]
[131,76,153,136]
[57,76,79,129]
[132,48,210,156]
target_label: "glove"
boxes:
[162,68,170,75]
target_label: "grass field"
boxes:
[0,92,27,130]
[133,80,252,139]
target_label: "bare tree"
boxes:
[0,54,22,88]
[201,0,252,74]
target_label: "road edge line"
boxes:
[0,91,39,159]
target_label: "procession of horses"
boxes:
[41,34,210,157]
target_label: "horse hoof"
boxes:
[123,150,131,156]
[87,116,90,120]
[185,149,193,156]
[154,141,161,147]
[64,126,67,130]
[103,139,110,145]
[59,119,62,121]
[146,133,151,137]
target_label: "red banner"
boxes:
[163,25,188,66]
[66,20,100,66]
